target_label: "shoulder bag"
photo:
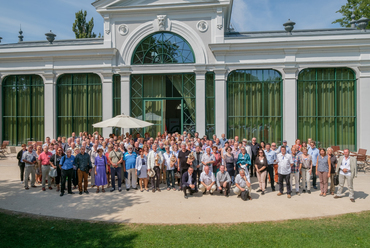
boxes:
[49,154,58,178]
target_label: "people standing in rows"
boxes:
[316,148,331,197]
[327,147,338,195]
[299,147,312,194]
[308,141,320,189]
[216,165,231,197]
[22,145,37,190]
[254,149,268,195]
[94,148,108,193]
[277,146,293,198]
[334,149,357,202]
[290,147,300,196]
[74,146,92,195]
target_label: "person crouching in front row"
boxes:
[233,169,252,200]
[199,165,216,195]
[182,167,197,199]
[216,165,231,197]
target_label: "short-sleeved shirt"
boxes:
[178,150,191,171]
[50,154,62,168]
[22,152,36,167]
[124,152,137,170]
[235,173,250,188]
[308,148,320,167]
[277,153,293,175]
[264,149,277,165]
[163,152,175,170]
[39,152,52,165]
[201,153,215,171]
[109,150,123,167]
[200,171,215,185]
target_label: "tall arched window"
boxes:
[227,70,283,144]
[57,74,102,137]
[297,68,356,150]
[2,75,44,145]
[132,32,195,64]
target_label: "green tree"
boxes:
[332,0,370,29]
[72,10,97,38]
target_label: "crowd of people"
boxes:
[16,131,357,202]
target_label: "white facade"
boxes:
[0,0,370,151]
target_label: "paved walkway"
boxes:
[0,156,369,224]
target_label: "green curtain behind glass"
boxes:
[227,70,282,144]
[2,75,44,145]
[298,68,356,151]
[57,74,102,137]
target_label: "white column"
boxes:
[357,67,370,151]
[101,73,113,138]
[282,68,299,146]
[214,69,227,138]
[120,72,131,135]
[195,70,206,136]
[44,73,56,140]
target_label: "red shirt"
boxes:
[39,152,52,165]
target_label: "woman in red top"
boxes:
[212,146,222,177]
[105,144,113,187]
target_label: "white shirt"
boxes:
[277,153,293,175]
[235,173,250,188]
[200,171,215,185]
[339,156,351,176]
[163,152,174,170]
[187,173,193,185]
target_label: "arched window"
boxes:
[297,68,356,150]
[132,32,195,64]
[57,74,102,137]
[227,70,283,144]
[2,75,44,145]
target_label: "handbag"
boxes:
[49,167,57,178]
[333,173,339,186]
[240,189,250,201]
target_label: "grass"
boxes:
[1,210,369,248]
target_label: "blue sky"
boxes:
[0,0,348,44]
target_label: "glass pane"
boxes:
[3,117,17,145]
[317,81,335,117]
[337,117,356,151]
[298,117,316,144]
[317,117,335,148]
[298,81,316,117]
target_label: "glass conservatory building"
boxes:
[0,0,369,152]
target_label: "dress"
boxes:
[94,155,108,186]
[137,156,148,179]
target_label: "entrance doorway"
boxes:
[143,99,182,136]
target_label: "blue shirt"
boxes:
[60,155,75,170]
[308,148,320,167]
[124,152,137,170]
[277,145,291,154]
[264,149,277,165]
[220,138,228,147]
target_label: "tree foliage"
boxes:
[332,0,370,29]
[72,10,97,39]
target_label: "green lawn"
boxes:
[0,210,369,248]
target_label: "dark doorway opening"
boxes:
[165,100,181,134]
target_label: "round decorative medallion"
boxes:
[118,24,129,36]
[197,20,208,32]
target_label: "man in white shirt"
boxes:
[233,169,251,199]
[147,144,163,192]
[163,145,175,190]
[334,149,357,202]
[199,165,216,194]
[276,146,293,198]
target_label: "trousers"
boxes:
[199,183,216,193]
[19,162,25,181]
[233,185,251,195]
[90,164,95,186]
[218,181,231,195]
[265,164,275,190]
[312,166,317,187]
[290,171,300,192]
[166,170,175,188]
[126,168,137,189]
[61,168,73,193]
[111,167,122,190]
[329,173,336,194]
[318,171,328,194]
[336,173,354,199]
[78,169,89,192]
[301,168,311,191]
[257,170,267,191]
[41,165,51,188]
[150,166,160,189]
[278,173,291,195]
[24,166,36,188]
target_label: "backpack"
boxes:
[241,189,250,201]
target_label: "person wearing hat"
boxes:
[277,140,291,154]
[182,167,197,199]
[199,165,216,194]
[124,145,138,191]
